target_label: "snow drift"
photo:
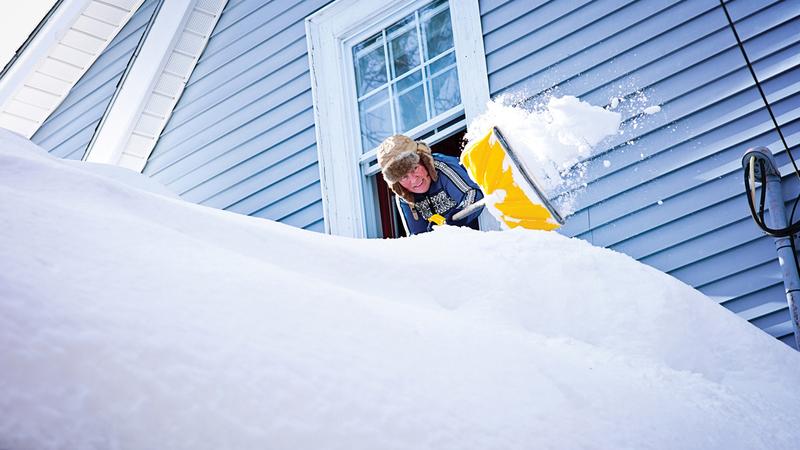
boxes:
[1,129,800,450]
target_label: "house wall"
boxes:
[142,0,330,232]
[31,0,159,160]
[481,0,800,347]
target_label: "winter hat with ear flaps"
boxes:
[377,135,438,204]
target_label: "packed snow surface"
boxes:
[2,129,800,449]
[465,96,620,217]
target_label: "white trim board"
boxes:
[0,0,146,138]
[306,0,491,237]
[83,0,229,172]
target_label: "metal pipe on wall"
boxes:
[742,147,800,349]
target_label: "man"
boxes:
[377,134,484,236]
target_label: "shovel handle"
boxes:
[451,198,487,221]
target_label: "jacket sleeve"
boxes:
[396,195,430,235]
[435,158,485,226]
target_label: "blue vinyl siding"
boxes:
[481,0,800,347]
[143,0,330,232]
[30,0,158,160]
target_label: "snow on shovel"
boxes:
[456,126,564,231]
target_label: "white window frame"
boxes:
[306,0,490,237]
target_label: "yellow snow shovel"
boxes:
[457,126,564,231]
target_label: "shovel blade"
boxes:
[460,127,564,231]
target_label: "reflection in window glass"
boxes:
[396,69,422,92]
[422,0,453,60]
[428,67,460,116]
[358,88,392,150]
[388,15,419,78]
[353,33,387,97]
[396,83,426,131]
[428,51,455,77]
[352,0,459,152]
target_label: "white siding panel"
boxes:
[196,0,226,12]
[164,52,196,77]
[174,31,207,55]
[61,28,107,54]
[154,72,185,96]
[17,85,61,109]
[118,151,147,168]
[31,0,159,159]
[144,92,173,113]
[0,112,38,136]
[0,0,147,141]
[135,112,164,137]
[49,44,95,69]
[5,99,49,119]
[84,2,130,24]
[186,9,217,34]
[27,72,72,92]
[38,58,84,81]
[74,14,119,37]
[125,132,156,157]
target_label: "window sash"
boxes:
[351,0,458,153]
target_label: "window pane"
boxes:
[353,33,387,97]
[428,67,461,116]
[395,83,426,131]
[388,17,420,78]
[359,88,392,151]
[351,0,461,146]
[428,50,456,77]
[396,69,422,92]
[422,1,453,60]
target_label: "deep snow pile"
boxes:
[2,129,800,450]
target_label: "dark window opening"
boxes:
[374,125,468,238]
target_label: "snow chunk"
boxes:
[643,105,662,115]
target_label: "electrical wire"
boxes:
[724,0,797,224]
[720,0,796,176]
[743,159,800,236]
[724,0,800,285]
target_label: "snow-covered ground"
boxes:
[2,128,800,449]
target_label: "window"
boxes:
[306,0,489,238]
[352,0,461,151]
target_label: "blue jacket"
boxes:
[395,153,484,235]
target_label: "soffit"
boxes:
[0,0,145,137]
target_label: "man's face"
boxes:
[399,163,431,194]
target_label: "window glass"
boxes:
[428,67,460,116]
[353,33,387,97]
[352,0,460,152]
[358,88,392,149]
[395,82,426,130]
[421,0,452,60]
[396,69,422,92]
[428,51,455,76]
[388,15,419,78]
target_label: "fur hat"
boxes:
[376,135,438,204]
